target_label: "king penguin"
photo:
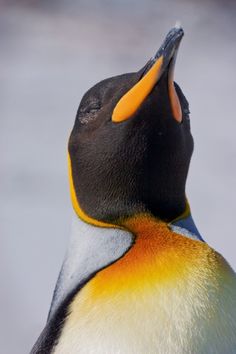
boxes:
[31,26,236,354]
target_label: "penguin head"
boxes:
[68,27,193,224]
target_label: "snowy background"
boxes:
[1,0,236,353]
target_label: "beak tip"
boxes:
[154,26,184,64]
[174,21,182,29]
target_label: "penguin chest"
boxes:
[54,279,205,354]
[53,229,236,354]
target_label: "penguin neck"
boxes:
[146,199,204,242]
[70,199,204,243]
[121,212,203,242]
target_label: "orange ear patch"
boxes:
[68,152,117,228]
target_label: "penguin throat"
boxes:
[121,212,203,243]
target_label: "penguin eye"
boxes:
[79,100,101,124]
[81,100,101,114]
[88,102,101,113]
[183,107,190,119]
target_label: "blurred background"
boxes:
[1,0,236,353]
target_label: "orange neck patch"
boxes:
[88,214,211,299]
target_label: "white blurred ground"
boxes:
[1,1,236,353]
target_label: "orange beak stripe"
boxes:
[112,56,164,123]
[168,58,182,123]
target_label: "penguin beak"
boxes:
[112,26,184,123]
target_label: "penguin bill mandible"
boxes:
[32,27,236,354]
